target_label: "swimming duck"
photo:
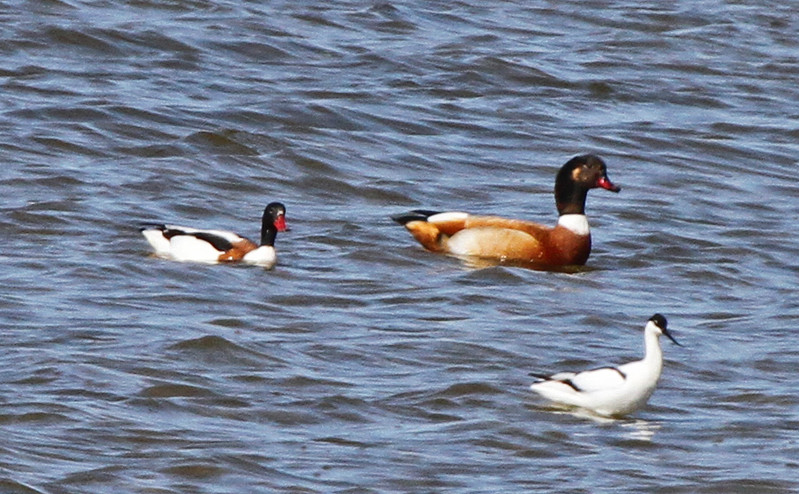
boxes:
[140,202,287,268]
[392,155,619,266]
[529,314,680,417]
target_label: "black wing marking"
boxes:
[151,227,235,252]
[530,366,626,392]
[139,223,167,232]
[139,222,237,253]
[391,210,442,225]
[189,232,235,252]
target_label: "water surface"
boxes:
[1,1,798,492]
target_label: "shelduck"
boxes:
[529,314,680,417]
[392,155,619,266]
[140,202,287,268]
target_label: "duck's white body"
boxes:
[142,226,276,266]
[530,314,679,417]
[140,202,286,268]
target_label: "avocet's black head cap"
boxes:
[649,313,667,330]
[649,313,680,346]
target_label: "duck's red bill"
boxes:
[274,215,287,232]
[597,177,621,192]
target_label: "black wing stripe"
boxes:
[564,367,626,392]
[160,229,234,252]
[191,232,235,252]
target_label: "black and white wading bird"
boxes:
[529,314,680,417]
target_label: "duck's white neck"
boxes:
[557,214,590,236]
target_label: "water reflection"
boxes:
[455,254,598,273]
[537,405,663,440]
[2,0,798,491]
[620,418,662,441]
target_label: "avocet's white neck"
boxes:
[642,324,665,372]
[557,214,590,236]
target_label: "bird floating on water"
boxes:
[392,154,619,267]
[140,202,287,268]
[529,314,680,417]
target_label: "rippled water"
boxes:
[2,1,799,492]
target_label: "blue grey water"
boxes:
[1,1,798,492]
